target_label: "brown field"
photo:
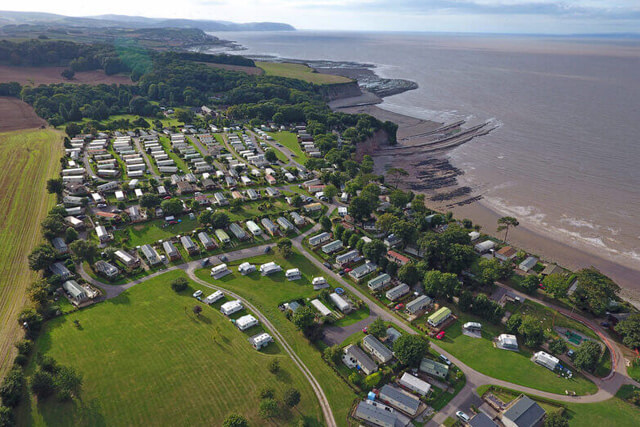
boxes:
[0,97,47,132]
[199,62,264,75]
[0,65,133,86]
[0,128,62,379]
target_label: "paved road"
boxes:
[133,138,159,179]
[323,313,378,346]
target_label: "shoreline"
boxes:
[333,94,640,308]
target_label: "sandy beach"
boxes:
[334,95,640,308]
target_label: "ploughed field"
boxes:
[18,271,323,426]
[0,127,62,378]
[0,65,132,86]
[0,97,47,132]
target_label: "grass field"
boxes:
[478,384,640,426]
[195,251,359,424]
[256,62,352,85]
[113,217,200,247]
[434,311,598,395]
[267,131,310,163]
[18,270,323,426]
[0,128,63,378]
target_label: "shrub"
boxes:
[268,359,280,374]
[30,370,56,398]
[223,414,248,427]
[258,387,275,399]
[0,369,25,407]
[14,339,33,356]
[170,277,188,292]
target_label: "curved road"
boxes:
[79,209,638,426]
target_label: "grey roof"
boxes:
[180,235,197,250]
[350,261,377,278]
[469,412,499,427]
[163,241,179,256]
[229,223,247,239]
[344,344,377,373]
[406,295,432,312]
[49,262,72,278]
[502,395,546,427]
[198,232,214,246]
[420,358,449,377]
[363,335,394,360]
[379,384,420,413]
[355,401,402,427]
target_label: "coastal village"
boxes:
[1,35,640,427]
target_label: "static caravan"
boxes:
[329,293,351,313]
[198,232,216,250]
[210,263,231,279]
[246,220,262,236]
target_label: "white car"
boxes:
[193,290,203,298]
[439,354,451,365]
[456,411,470,422]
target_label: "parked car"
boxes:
[362,327,368,334]
[338,270,346,276]
[439,354,451,365]
[200,258,210,267]
[193,290,203,298]
[163,196,172,200]
[394,303,404,311]
[436,331,446,340]
[263,246,271,254]
[323,262,332,269]
[456,411,470,422]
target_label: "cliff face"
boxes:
[355,129,392,161]
[321,81,362,101]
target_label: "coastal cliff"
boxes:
[320,81,363,101]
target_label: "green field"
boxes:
[256,62,352,85]
[268,131,310,163]
[478,385,640,426]
[18,270,323,426]
[434,311,598,395]
[195,251,359,423]
[113,217,200,247]
[158,136,190,173]
[0,128,62,378]
[62,114,183,130]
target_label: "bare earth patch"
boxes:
[0,65,132,86]
[0,97,47,132]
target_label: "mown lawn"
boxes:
[0,128,62,378]
[113,217,199,247]
[256,62,352,85]
[434,311,598,395]
[267,131,310,163]
[195,251,358,424]
[18,270,323,426]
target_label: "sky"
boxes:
[4,0,640,34]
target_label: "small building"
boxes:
[260,262,282,276]
[354,401,402,427]
[210,263,232,279]
[386,327,402,343]
[349,261,377,280]
[115,250,139,268]
[469,231,481,241]
[311,299,332,316]
[368,273,391,291]
[246,220,262,236]
[343,344,377,375]
[250,333,273,350]
[180,235,199,254]
[204,291,224,305]
[309,232,331,246]
[285,268,302,281]
[427,306,452,327]
[51,237,69,254]
[384,234,402,248]
[336,249,360,266]
[260,217,279,236]
[238,262,257,275]
[406,295,432,314]
[542,264,564,276]
[290,211,305,226]
[329,292,351,313]
[378,384,421,416]
[519,256,539,272]
[95,225,111,243]
[198,232,217,250]
[215,229,231,244]
[321,240,343,254]
[386,250,410,266]
[399,372,431,396]
[420,358,449,379]
[221,300,244,316]
[533,351,560,371]
[463,322,482,332]
[501,395,546,427]
[496,246,517,261]
[475,240,496,253]
[50,262,72,280]
[303,202,322,213]
[312,276,329,290]
[469,413,499,427]
[140,244,161,266]
[386,283,410,301]
[497,334,519,351]
[62,280,88,304]
[229,223,248,240]
[163,241,180,260]
[235,314,259,331]
[94,260,118,279]
[362,335,393,363]
[276,216,294,232]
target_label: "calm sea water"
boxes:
[211,31,640,271]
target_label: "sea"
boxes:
[208,31,640,279]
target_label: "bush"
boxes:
[223,414,248,427]
[12,355,27,367]
[258,387,275,399]
[268,359,280,374]
[259,398,280,419]
[549,339,568,356]
[0,406,14,427]
[170,277,188,292]
[0,369,25,407]
[14,339,33,356]
[364,372,382,389]
[30,370,56,398]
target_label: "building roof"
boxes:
[420,358,449,377]
[350,261,377,278]
[354,401,401,427]
[400,372,431,394]
[469,412,499,427]
[428,307,452,325]
[406,295,432,311]
[542,264,564,275]
[363,335,393,359]
[344,344,377,373]
[502,395,546,427]
[496,246,517,258]
[379,384,421,414]
[387,250,410,264]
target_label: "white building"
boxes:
[210,263,231,279]
[285,268,301,281]
[329,292,351,313]
[533,351,560,371]
[250,333,273,350]
[221,300,244,316]
[497,334,519,351]
[311,299,332,316]
[399,372,432,396]
[238,262,257,275]
[260,262,282,276]
[235,314,259,331]
[312,276,329,290]
[204,291,224,305]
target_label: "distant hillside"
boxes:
[0,10,295,31]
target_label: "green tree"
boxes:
[26,280,50,307]
[517,315,545,348]
[17,308,43,336]
[549,339,568,355]
[264,149,278,163]
[368,318,387,338]
[397,264,420,286]
[268,359,280,374]
[0,406,13,427]
[46,178,63,197]
[324,184,338,200]
[171,277,188,292]
[521,275,540,294]
[375,213,397,235]
[27,243,57,271]
[497,216,519,242]
[291,195,303,207]
[223,414,249,427]
[259,398,280,419]
[544,411,569,427]
[364,372,382,389]
[505,314,522,334]
[572,268,620,316]
[283,387,301,409]
[393,335,429,367]
[615,314,640,349]
[390,220,415,247]
[140,194,161,209]
[291,306,315,331]
[320,216,332,232]
[160,198,184,216]
[277,238,293,258]
[573,341,602,372]
[0,368,25,407]
[348,234,360,248]
[543,274,569,299]
[423,270,459,300]
[362,239,386,263]
[323,345,342,365]
[30,370,55,398]
[69,239,98,263]
[64,227,78,243]
[349,196,373,223]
